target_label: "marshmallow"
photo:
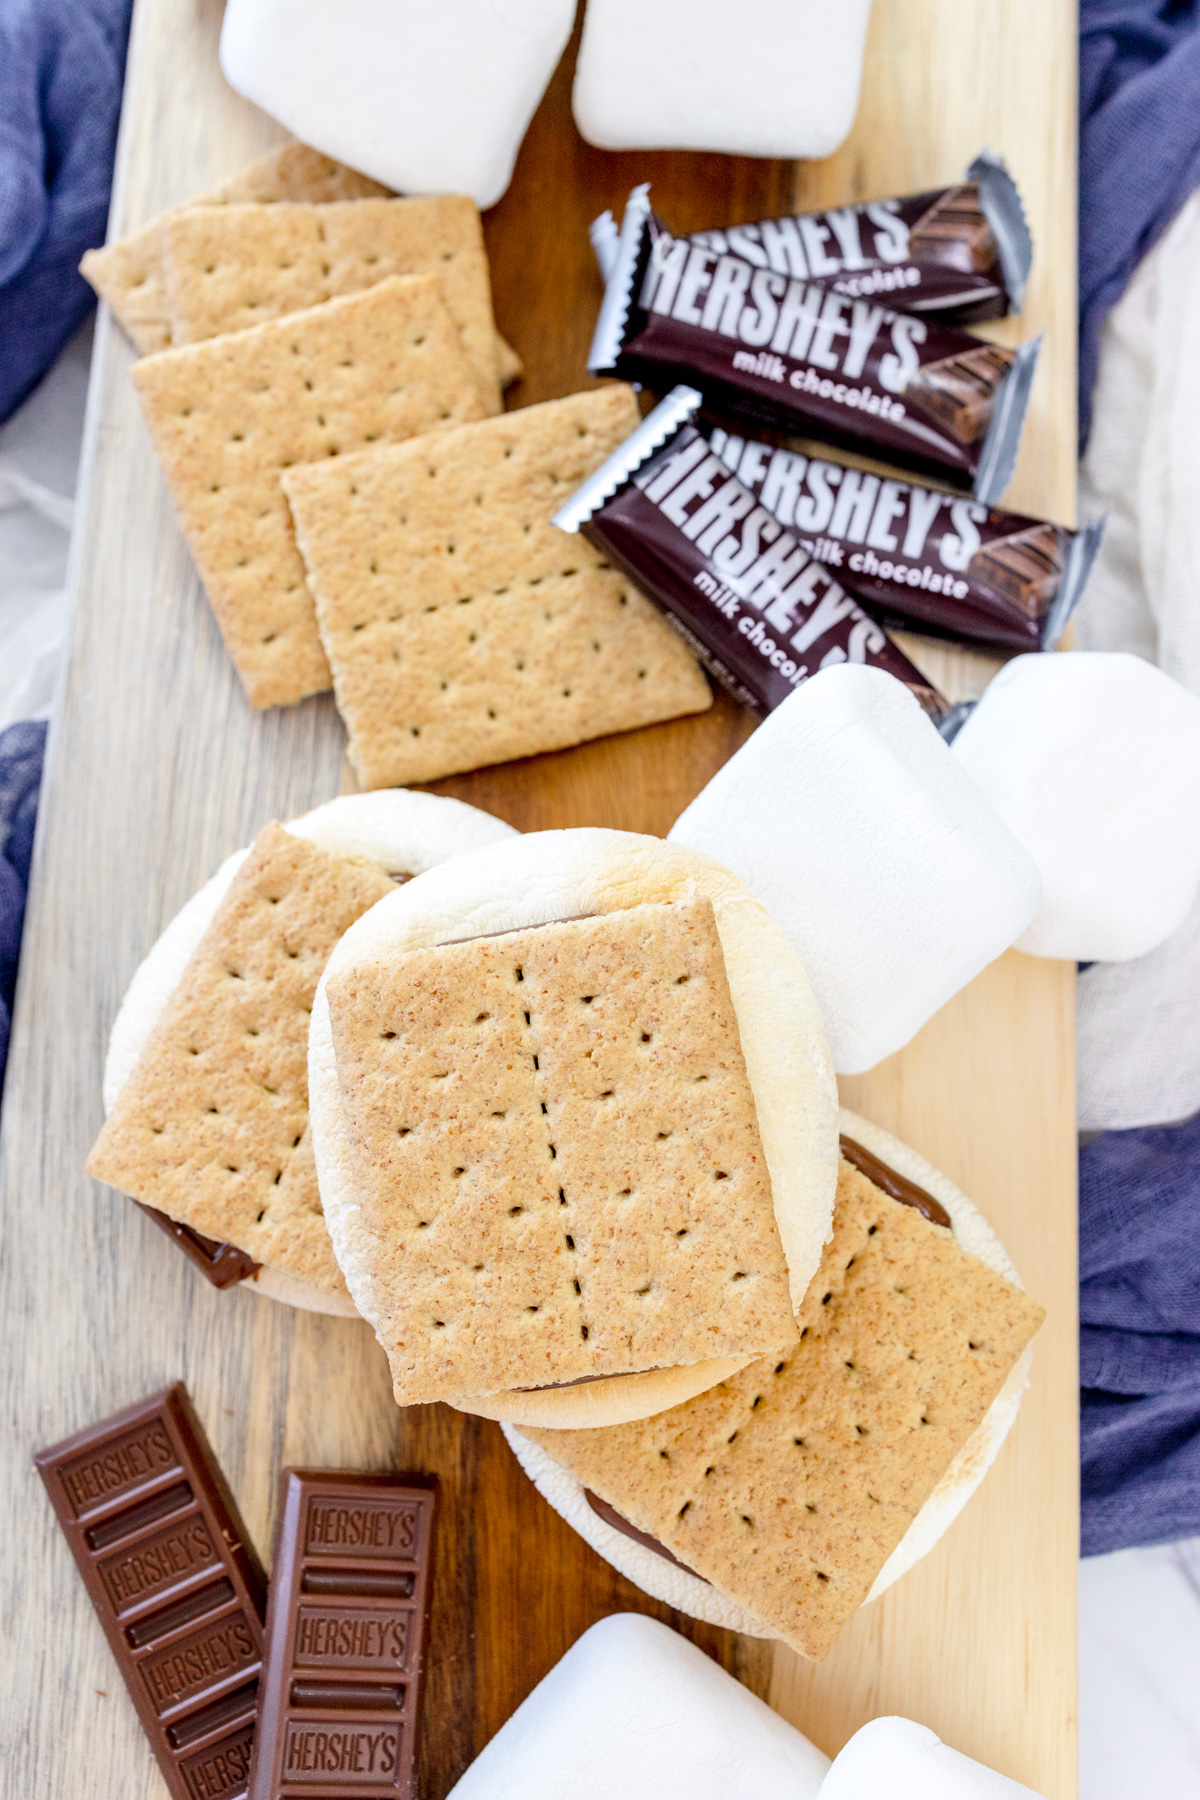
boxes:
[668,666,1041,1073]
[952,652,1200,961]
[219,0,575,210]
[445,1614,830,1800]
[573,0,873,159]
[820,1717,1047,1799]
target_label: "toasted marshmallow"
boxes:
[669,664,1041,1072]
[220,0,575,209]
[952,652,1200,961]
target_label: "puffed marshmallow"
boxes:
[446,1614,830,1800]
[573,0,873,159]
[669,666,1041,1073]
[952,652,1200,961]
[821,1717,1047,1798]
[219,0,575,210]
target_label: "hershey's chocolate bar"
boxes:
[590,187,1039,504]
[36,1384,267,1800]
[707,425,1104,654]
[554,389,953,727]
[688,151,1032,325]
[248,1471,437,1800]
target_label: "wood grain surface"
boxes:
[0,2,1077,1797]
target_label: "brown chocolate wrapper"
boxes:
[590,187,1039,505]
[553,389,954,729]
[706,424,1104,654]
[688,152,1032,326]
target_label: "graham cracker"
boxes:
[132,276,486,710]
[80,144,391,356]
[161,199,502,410]
[326,899,795,1406]
[525,1155,1045,1660]
[87,823,394,1289]
[80,141,522,383]
[282,386,712,786]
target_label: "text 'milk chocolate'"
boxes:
[248,1471,437,1800]
[35,1383,267,1800]
[554,388,953,727]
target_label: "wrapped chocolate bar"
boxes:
[553,387,954,728]
[589,187,1039,504]
[707,424,1104,654]
[691,152,1031,325]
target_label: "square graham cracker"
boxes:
[524,1154,1046,1660]
[132,276,487,710]
[325,899,795,1406]
[87,823,394,1289]
[80,141,523,381]
[162,198,502,410]
[283,386,712,786]
[80,144,391,356]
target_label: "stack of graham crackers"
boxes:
[86,142,711,762]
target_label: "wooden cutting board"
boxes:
[0,1,1078,1795]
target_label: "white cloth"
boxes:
[573,0,872,160]
[952,652,1200,963]
[668,664,1041,1073]
[1078,188,1200,694]
[1077,883,1200,1129]
[820,1718,1046,1799]
[1075,188,1200,1123]
[0,319,90,731]
[219,0,575,210]
[445,1612,831,1800]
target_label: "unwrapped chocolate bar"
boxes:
[553,388,953,726]
[248,1470,437,1800]
[590,187,1039,503]
[688,152,1032,325]
[706,424,1104,653]
[35,1384,267,1800]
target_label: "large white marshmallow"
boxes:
[669,665,1041,1073]
[573,0,873,159]
[952,652,1200,962]
[445,1614,830,1800]
[219,0,575,210]
[820,1717,1047,1799]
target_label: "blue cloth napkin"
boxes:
[0,0,134,426]
[1079,2,1200,448]
[0,721,48,1092]
[1080,1115,1200,1553]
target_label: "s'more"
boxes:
[87,792,515,1313]
[508,1111,1044,1659]
[308,828,840,1427]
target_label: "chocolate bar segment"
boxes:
[685,151,1032,324]
[589,188,1039,504]
[35,1383,267,1800]
[139,1202,261,1289]
[554,390,953,727]
[706,424,1103,653]
[248,1471,437,1800]
[904,343,1016,445]
[908,185,997,276]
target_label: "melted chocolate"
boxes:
[584,1490,708,1581]
[838,1134,952,1229]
